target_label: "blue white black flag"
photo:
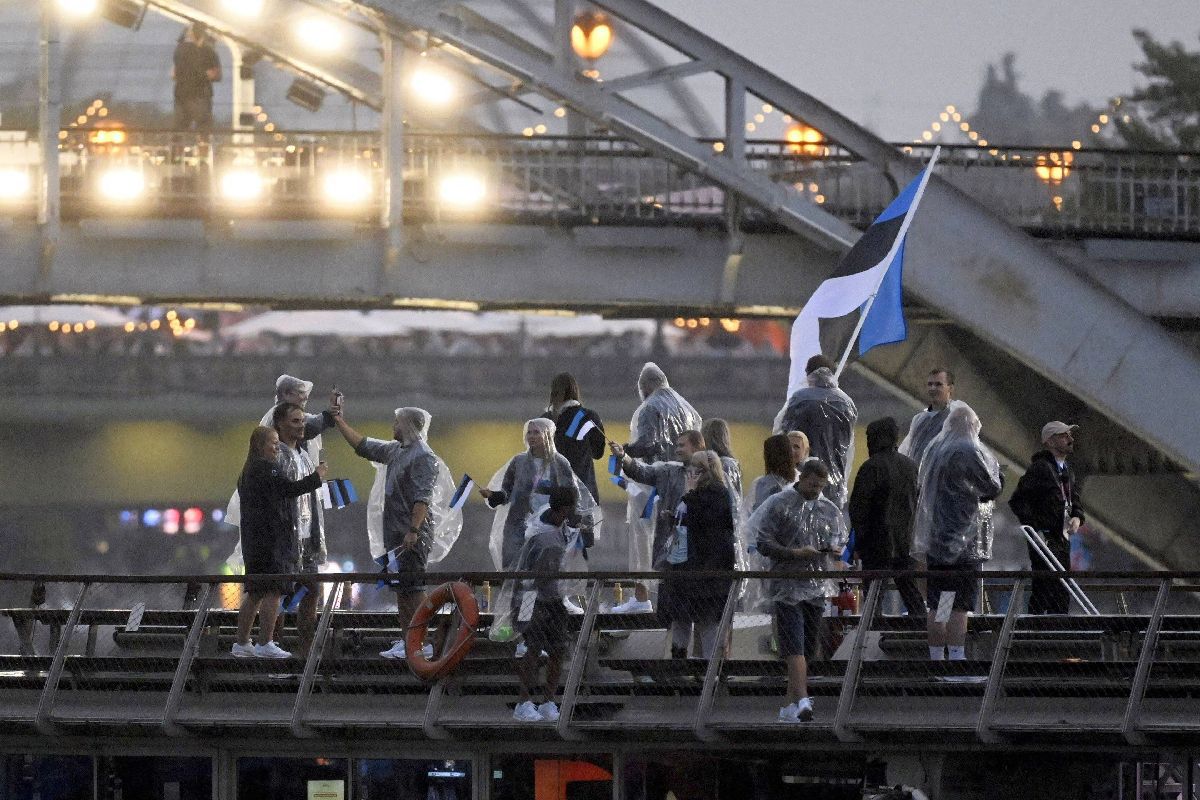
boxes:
[787,150,939,396]
[449,474,474,510]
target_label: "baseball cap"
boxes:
[1041,421,1079,442]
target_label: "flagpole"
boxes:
[834,146,942,379]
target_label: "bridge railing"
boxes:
[0,130,1197,236]
[0,570,1195,739]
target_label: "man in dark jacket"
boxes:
[849,417,923,616]
[1009,421,1084,615]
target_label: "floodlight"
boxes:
[323,170,372,206]
[220,169,264,202]
[0,169,31,201]
[57,0,99,18]
[410,66,455,107]
[294,16,342,52]
[437,173,486,209]
[222,0,263,17]
[98,169,145,202]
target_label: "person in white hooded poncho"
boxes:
[480,418,600,572]
[223,375,341,569]
[911,403,1003,662]
[773,356,858,511]
[332,402,463,660]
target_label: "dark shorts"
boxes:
[522,599,570,657]
[927,558,981,613]
[244,574,290,597]
[774,600,823,660]
[387,540,430,594]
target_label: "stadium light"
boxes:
[437,173,486,209]
[220,169,264,202]
[57,0,99,18]
[0,169,31,201]
[323,170,372,206]
[410,66,455,107]
[294,16,342,52]
[222,0,263,17]
[98,169,145,202]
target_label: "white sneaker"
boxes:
[796,697,814,722]
[513,700,542,722]
[419,643,434,659]
[254,641,291,659]
[380,640,407,659]
[778,702,800,723]
[537,701,560,721]
[231,641,256,658]
[515,641,528,658]
[610,597,653,614]
[563,597,585,614]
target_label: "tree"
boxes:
[1115,29,1200,150]
[968,53,1101,146]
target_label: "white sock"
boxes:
[928,645,945,661]
[948,645,966,661]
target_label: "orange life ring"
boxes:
[405,581,480,681]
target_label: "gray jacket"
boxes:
[354,437,440,551]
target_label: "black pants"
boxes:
[1027,531,1071,615]
[862,555,926,617]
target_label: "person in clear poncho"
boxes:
[748,460,847,723]
[773,356,858,510]
[223,374,341,568]
[332,402,464,660]
[481,418,600,573]
[616,363,702,613]
[624,362,702,463]
[899,368,960,468]
[609,430,706,614]
[911,403,1003,662]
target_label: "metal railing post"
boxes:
[833,576,882,742]
[34,581,89,734]
[692,578,742,741]
[162,582,214,736]
[1122,578,1171,744]
[557,579,603,740]
[291,581,343,737]
[975,577,1026,743]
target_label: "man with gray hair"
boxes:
[267,374,341,463]
[623,362,701,463]
[332,403,443,659]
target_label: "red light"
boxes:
[183,507,204,534]
[162,508,180,535]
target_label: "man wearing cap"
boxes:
[1008,422,1084,615]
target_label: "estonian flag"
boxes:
[324,478,358,510]
[449,474,474,510]
[786,149,940,397]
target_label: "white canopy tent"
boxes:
[0,305,132,327]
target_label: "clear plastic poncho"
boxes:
[899,400,965,469]
[911,404,1003,566]
[627,363,702,463]
[488,511,590,642]
[772,367,858,509]
[365,407,463,564]
[747,487,848,607]
[224,398,327,571]
[487,418,601,569]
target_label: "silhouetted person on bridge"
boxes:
[172,23,220,131]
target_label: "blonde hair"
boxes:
[690,450,727,490]
[787,430,810,461]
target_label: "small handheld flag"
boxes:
[280,584,308,613]
[323,479,358,510]
[640,488,658,520]
[609,454,621,475]
[374,546,403,588]
[610,474,628,490]
[449,474,474,511]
